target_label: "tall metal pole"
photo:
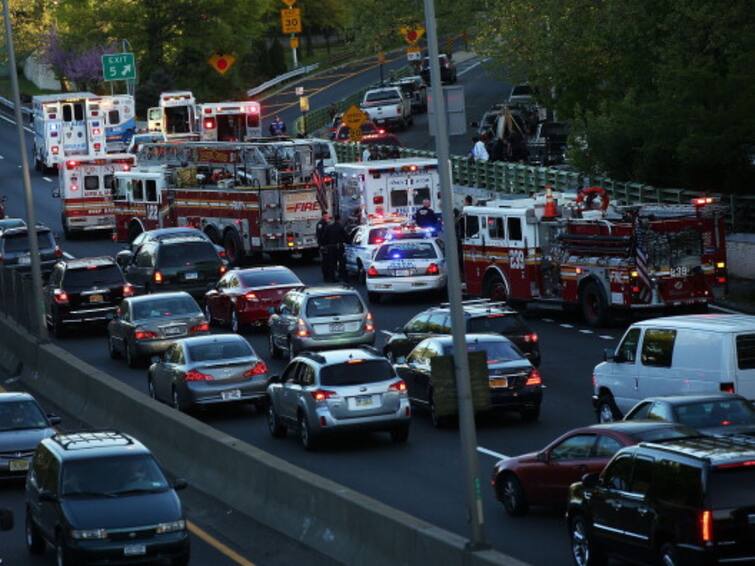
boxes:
[291,34,298,68]
[2,0,49,341]
[423,0,486,549]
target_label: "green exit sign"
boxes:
[102,52,136,81]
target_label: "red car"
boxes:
[204,266,303,332]
[491,421,695,516]
[333,121,383,141]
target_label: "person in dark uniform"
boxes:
[321,215,348,282]
[316,212,330,280]
[414,198,439,230]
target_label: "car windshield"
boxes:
[239,270,301,288]
[365,90,400,103]
[0,400,48,431]
[188,340,253,362]
[63,265,123,289]
[443,341,523,364]
[306,294,364,317]
[2,231,54,253]
[61,455,169,497]
[709,467,755,509]
[468,314,528,334]
[320,359,395,386]
[0,219,25,231]
[132,296,201,320]
[158,242,218,268]
[374,242,437,261]
[674,399,755,429]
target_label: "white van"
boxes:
[592,315,755,422]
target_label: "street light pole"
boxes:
[2,0,49,341]
[422,0,486,549]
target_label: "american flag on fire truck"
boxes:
[634,217,653,303]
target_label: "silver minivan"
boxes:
[593,314,755,422]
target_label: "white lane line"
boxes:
[710,304,746,315]
[599,335,614,340]
[63,252,75,260]
[457,57,490,78]
[542,318,554,323]
[560,323,574,328]
[0,154,4,159]
[579,329,593,334]
[43,176,52,182]
[0,112,34,133]
[477,446,509,460]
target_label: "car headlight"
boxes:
[156,520,186,534]
[71,528,108,540]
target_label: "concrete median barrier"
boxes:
[0,315,527,566]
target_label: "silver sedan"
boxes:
[147,334,269,412]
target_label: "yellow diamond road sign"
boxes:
[342,105,367,129]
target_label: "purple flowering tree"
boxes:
[42,28,109,92]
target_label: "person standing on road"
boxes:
[470,136,489,162]
[321,215,348,282]
[316,211,330,279]
[362,146,371,162]
[269,115,287,136]
[414,198,439,231]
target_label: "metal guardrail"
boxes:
[246,64,320,97]
[333,142,755,232]
[0,94,33,122]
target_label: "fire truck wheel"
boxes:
[127,222,143,244]
[204,226,221,245]
[483,272,508,302]
[223,230,245,266]
[580,281,608,327]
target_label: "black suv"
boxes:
[383,300,541,366]
[117,233,225,299]
[43,257,131,337]
[0,225,61,273]
[25,431,189,566]
[566,436,755,566]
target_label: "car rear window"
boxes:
[374,242,437,261]
[320,359,394,386]
[708,467,755,509]
[736,334,755,369]
[443,340,523,364]
[63,265,124,289]
[674,399,755,429]
[0,219,25,231]
[468,314,528,334]
[132,296,201,320]
[2,231,54,253]
[158,241,218,268]
[305,294,364,317]
[188,340,253,362]
[239,269,301,288]
[511,85,533,96]
[364,90,400,103]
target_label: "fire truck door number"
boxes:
[670,266,688,278]
[509,250,524,270]
[146,204,158,220]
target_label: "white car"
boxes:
[365,238,446,302]
[344,222,402,281]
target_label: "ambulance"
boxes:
[197,101,262,141]
[150,91,199,140]
[99,95,136,152]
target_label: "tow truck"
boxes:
[461,188,727,326]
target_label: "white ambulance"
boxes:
[152,91,198,140]
[197,101,262,141]
[99,95,136,152]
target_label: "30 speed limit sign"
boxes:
[280,8,302,34]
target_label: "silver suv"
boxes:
[267,286,375,360]
[266,348,411,449]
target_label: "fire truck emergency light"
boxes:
[692,197,714,206]
[204,118,216,130]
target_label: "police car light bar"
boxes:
[691,197,715,206]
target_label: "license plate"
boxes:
[329,322,345,333]
[221,389,241,401]
[18,256,31,265]
[89,294,104,303]
[184,272,198,280]
[394,270,411,277]
[354,395,374,407]
[123,544,146,556]
[490,377,509,389]
[163,326,184,337]
[9,459,29,472]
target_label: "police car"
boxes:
[365,238,446,302]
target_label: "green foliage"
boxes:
[477,0,755,193]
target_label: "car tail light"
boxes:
[367,266,379,278]
[700,510,713,543]
[53,289,69,304]
[244,360,268,377]
[219,265,227,275]
[244,292,259,302]
[425,263,440,275]
[190,322,209,334]
[720,382,735,394]
[185,369,214,382]
[218,249,226,258]
[523,333,538,343]
[389,380,407,393]
[296,318,310,337]
[123,284,134,297]
[134,330,158,340]
[717,276,727,284]
[365,311,374,332]
[311,389,336,402]
[716,460,755,469]
[153,271,163,284]
[525,369,542,386]
[54,246,63,258]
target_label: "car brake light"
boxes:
[219,265,227,275]
[54,246,63,258]
[218,250,226,257]
[365,311,374,332]
[525,369,542,386]
[523,333,538,343]
[389,380,407,393]
[367,266,379,278]
[425,263,440,275]
[700,510,713,543]
[53,289,69,304]
[716,460,755,469]
[190,322,209,333]
[134,330,158,340]
[244,360,268,377]
[244,292,259,302]
[185,369,214,382]
[123,284,134,297]
[311,389,336,402]
[717,276,727,284]
[153,271,163,284]
[378,129,386,134]
[720,382,735,394]
[297,318,310,337]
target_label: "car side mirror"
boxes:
[116,250,133,268]
[47,414,61,426]
[39,490,58,503]
[0,508,13,531]
[537,451,549,463]
[173,478,188,491]
[603,348,615,362]
[581,472,600,489]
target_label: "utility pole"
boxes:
[423,0,486,550]
[291,34,299,68]
[2,0,49,341]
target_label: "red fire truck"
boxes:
[111,141,327,264]
[54,154,135,237]
[461,188,727,326]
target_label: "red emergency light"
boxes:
[692,197,714,206]
[204,107,212,114]
[66,160,78,170]
[204,117,216,130]
[51,146,59,154]
[246,105,259,114]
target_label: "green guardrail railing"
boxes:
[331,142,755,233]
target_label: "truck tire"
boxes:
[483,272,508,302]
[223,230,245,266]
[127,222,143,244]
[580,280,609,327]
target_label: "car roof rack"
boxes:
[52,430,133,451]
[358,345,381,357]
[297,351,328,364]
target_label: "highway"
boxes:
[0,58,630,566]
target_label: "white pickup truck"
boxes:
[360,87,413,130]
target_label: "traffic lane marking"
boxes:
[43,177,52,182]
[477,446,509,460]
[457,57,488,78]
[187,520,255,566]
[0,111,34,134]
[579,329,593,334]
[599,335,615,340]
[559,323,574,328]
[710,303,746,315]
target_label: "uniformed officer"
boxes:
[321,215,348,282]
[316,212,330,280]
[414,198,439,230]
